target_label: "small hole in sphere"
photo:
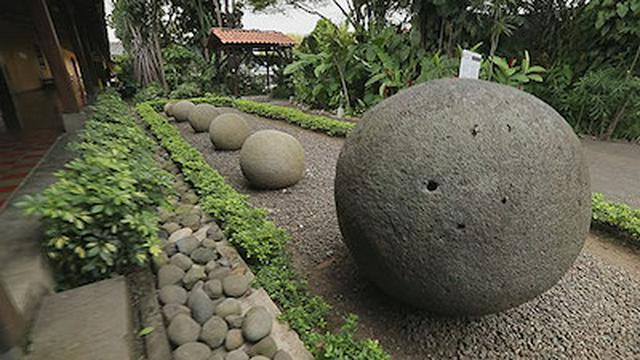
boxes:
[501,197,508,204]
[471,125,480,137]
[457,223,466,230]
[507,124,512,132]
[426,180,439,192]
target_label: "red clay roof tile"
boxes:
[210,27,296,46]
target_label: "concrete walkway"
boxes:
[0,133,76,325]
[582,138,640,208]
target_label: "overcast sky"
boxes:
[104,0,347,42]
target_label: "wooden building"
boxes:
[0,0,110,135]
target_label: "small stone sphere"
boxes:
[208,113,250,150]
[188,104,221,132]
[334,79,591,316]
[172,100,196,122]
[164,101,175,116]
[240,130,305,189]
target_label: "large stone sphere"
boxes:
[172,100,196,122]
[189,104,221,132]
[334,79,591,316]
[164,101,175,116]
[240,130,305,189]
[208,113,250,150]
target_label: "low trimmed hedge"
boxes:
[147,96,356,137]
[19,93,172,287]
[137,102,390,359]
[592,193,640,246]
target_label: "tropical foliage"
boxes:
[18,93,172,287]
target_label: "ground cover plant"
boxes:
[18,93,172,287]
[147,96,356,137]
[592,193,640,247]
[137,102,390,359]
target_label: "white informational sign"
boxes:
[459,50,482,79]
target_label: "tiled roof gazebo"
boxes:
[207,28,296,95]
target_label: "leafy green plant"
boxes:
[310,315,390,360]
[169,82,202,99]
[137,102,391,359]
[484,51,546,87]
[134,82,165,103]
[592,193,640,246]
[18,94,172,287]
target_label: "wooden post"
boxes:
[28,0,80,113]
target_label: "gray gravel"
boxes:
[175,110,640,359]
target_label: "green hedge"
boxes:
[147,96,356,137]
[19,93,172,287]
[592,193,640,246]
[137,102,389,359]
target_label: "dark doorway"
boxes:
[0,68,20,134]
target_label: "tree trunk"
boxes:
[602,44,640,140]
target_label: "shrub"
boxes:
[19,94,172,287]
[310,315,390,360]
[169,82,202,99]
[592,193,640,246]
[134,82,165,103]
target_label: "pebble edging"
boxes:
[152,149,311,360]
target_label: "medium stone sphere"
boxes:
[334,79,591,316]
[164,101,175,116]
[208,113,250,150]
[189,104,221,132]
[240,130,305,189]
[172,100,196,122]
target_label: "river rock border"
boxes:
[151,149,311,360]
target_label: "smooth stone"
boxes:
[167,313,200,346]
[183,192,199,204]
[202,239,218,249]
[191,247,219,264]
[189,104,221,132]
[177,236,200,255]
[163,304,191,322]
[169,228,193,243]
[183,265,207,290]
[158,265,185,288]
[334,78,591,315]
[163,242,177,257]
[209,267,231,281]
[200,316,229,348]
[162,222,181,234]
[216,298,242,318]
[171,253,194,271]
[224,329,244,351]
[182,213,201,231]
[273,350,293,360]
[205,260,219,273]
[158,229,169,240]
[172,100,196,122]
[204,279,224,299]
[218,258,231,267]
[225,349,249,360]
[210,347,227,360]
[209,113,250,150]
[251,357,270,360]
[207,224,225,241]
[174,342,211,360]
[175,203,194,215]
[225,315,243,329]
[188,287,215,324]
[194,226,210,241]
[158,285,188,305]
[240,130,305,189]
[159,208,173,222]
[223,274,250,298]
[242,306,272,342]
[247,336,277,358]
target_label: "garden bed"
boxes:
[169,106,640,359]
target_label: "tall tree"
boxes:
[112,0,168,90]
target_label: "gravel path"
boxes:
[176,110,640,359]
